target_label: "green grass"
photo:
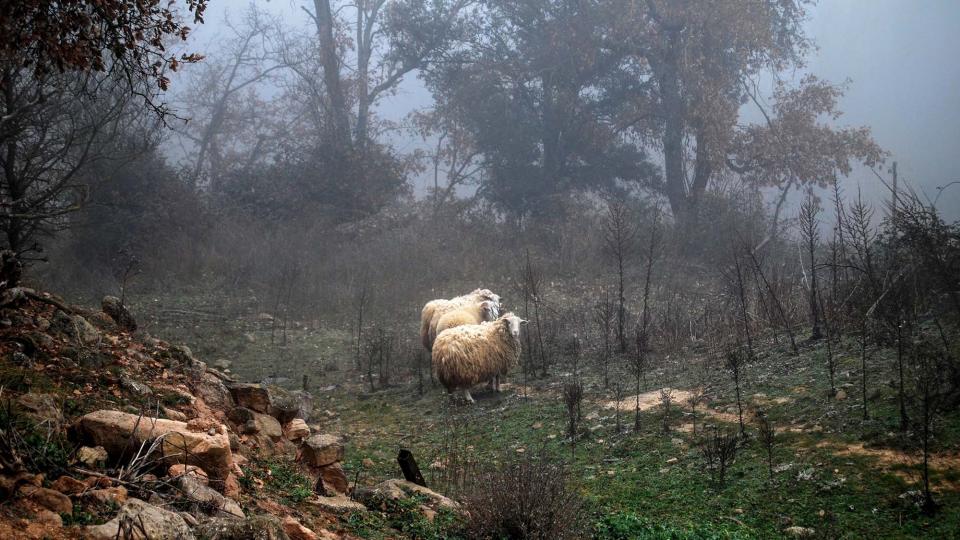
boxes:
[240,458,314,505]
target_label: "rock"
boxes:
[317,462,349,494]
[163,407,188,421]
[308,494,366,514]
[666,457,679,464]
[362,458,375,469]
[229,432,242,451]
[101,296,137,331]
[83,476,113,490]
[228,406,257,431]
[86,498,194,540]
[17,484,73,514]
[283,419,310,442]
[50,475,87,495]
[784,526,816,538]
[193,515,288,540]
[282,516,319,540]
[168,344,198,367]
[35,316,50,331]
[72,314,101,345]
[213,359,233,371]
[30,330,54,350]
[15,392,65,431]
[83,486,128,505]
[168,464,209,485]
[197,373,234,413]
[223,473,242,500]
[256,499,289,517]
[268,386,313,423]
[834,389,847,401]
[254,412,283,440]
[357,479,459,512]
[120,375,153,397]
[180,512,200,527]
[228,383,271,413]
[76,446,109,468]
[75,349,112,369]
[35,508,63,528]
[187,417,223,433]
[76,410,233,483]
[176,475,244,518]
[300,434,344,467]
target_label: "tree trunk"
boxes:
[313,0,351,149]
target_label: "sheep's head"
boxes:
[473,288,502,309]
[499,312,527,338]
[480,300,499,321]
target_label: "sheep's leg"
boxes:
[486,378,495,391]
[493,375,500,393]
[460,389,474,403]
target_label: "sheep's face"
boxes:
[503,314,526,338]
[480,300,499,321]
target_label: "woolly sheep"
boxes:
[419,288,501,351]
[432,312,526,403]
[434,300,499,336]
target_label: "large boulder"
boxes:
[101,295,137,331]
[229,383,271,413]
[76,410,233,483]
[268,386,313,424]
[52,310,99,345]
[299,434,344,468]
[357,479,460,512]
[307,494,366,514]
[283,419,310,442]
[192,515,289,540]
[86,498,194,540]
[316,463,348,495]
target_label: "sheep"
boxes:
[434,300,499,337]
[432,312,526,403]
[419,288,501,351]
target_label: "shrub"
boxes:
[459,449,584,540]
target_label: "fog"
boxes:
[5,2,960,536]
[181,0,960,217]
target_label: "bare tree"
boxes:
[746,246,798,353]
[602,199,637,353]
[1,67,153,257]
[725,346,748,437]
[519,250,548,377]
[175,7,284,189]
[754,407,776,481]
[593,289,616,389]
[659,388,673,434]
[798,190,824,340]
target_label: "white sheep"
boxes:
[432,312,526,402]
[434,300,499,337]
[419,288,501,352]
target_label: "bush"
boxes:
[459,449,583,540]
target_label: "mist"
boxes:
[2,1,960,538]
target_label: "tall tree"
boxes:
[617,0,882,224]
[424,0,656,219]
[0,0,206,257]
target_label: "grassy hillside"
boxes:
[134,291,960,539]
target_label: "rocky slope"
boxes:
[0,288,457,539]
